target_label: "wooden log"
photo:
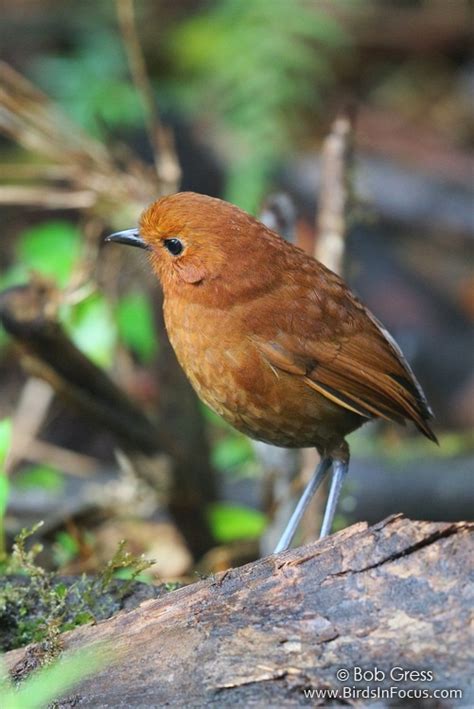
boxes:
[5,515,473,707]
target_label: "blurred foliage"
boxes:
[19,0,351,211]
[0,222,83,292]
[32,24,143,138]
[1,220,158,366]
[53,530,81,568]
[350,427,474,462]
[16,222,82,289]
[203,405,259,477]
[63,293,117,368]
[211,435,255,472]
[0,644,110,709]
[208,502,266,543]
[116,291,158,363]
[13,466,64,493]
[169,0,350,210]
[0,419,12,474]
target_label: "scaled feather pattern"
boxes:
[136,192,436,456]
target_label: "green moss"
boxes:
[0,523,158,653]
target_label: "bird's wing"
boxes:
[252,294,436,442]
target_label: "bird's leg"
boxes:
[273,456,332,553]
[319,458,349,538]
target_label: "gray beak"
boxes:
[105,228,150,250]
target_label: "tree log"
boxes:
[5,515,473,707]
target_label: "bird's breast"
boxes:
[162,295,361,449]
[164,297,264,414]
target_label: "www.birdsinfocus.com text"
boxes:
[302,666,463,703]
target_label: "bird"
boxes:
[106,191,437,553]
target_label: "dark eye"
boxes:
[163,238,184,256]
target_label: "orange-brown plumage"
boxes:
[137,191,436,457]
[106,190,437,546]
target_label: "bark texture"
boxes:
[6,515,473,707]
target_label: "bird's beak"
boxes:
[105,228,150,250]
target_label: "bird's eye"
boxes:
[163,238,184,256]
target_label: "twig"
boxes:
[0,186,96,209]
[17,439,99,478]
[0,164,80,181]
[0,61,110,166]
[6,377,54,475]
[116,0,181,191]
[0,61,158,223]
[0,282,165,457]
[296,111,356,544]
[315,110,355,276]
[258,195,300,555]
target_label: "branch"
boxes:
[315,110,355,276]
[0,186,96,209]
[0,282,165,457]
[5,516,472,706]
[116,0,181,191]
[0,61,159,223]
[0,280,216,556]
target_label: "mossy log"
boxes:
[5,515,473,707]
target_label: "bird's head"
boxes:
[106,192,284,303]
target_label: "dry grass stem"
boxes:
[116,0,181,190]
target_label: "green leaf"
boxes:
[116,291,158,363]
[211,435,255,471]
[54,583,68,600]
[14,465,64,492]
[16,221,82,287]
[71,611,95,627]
[53,531,80,567]
[66,293,116,367]
[55,531,80,556]
[207,502,266,543]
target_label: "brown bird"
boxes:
[106,192,437,552]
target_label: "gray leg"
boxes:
[319,459,349,538]
[273,457,332,553]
